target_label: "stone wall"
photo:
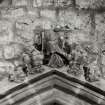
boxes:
[0,0,105,76]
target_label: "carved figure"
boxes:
[8,63,26,83]
[30,49,44,73]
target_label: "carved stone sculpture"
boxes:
[8,65,26,83]
[8,59,26,83]
[30,49,44,74]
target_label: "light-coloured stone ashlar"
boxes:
[15,16,35,44]
[59,10,90,31]
[15,14,54,45]
[33,0,72,7]
[95,14,105,75]
[0,61,14,74]
[58,10,90,43]
[33,0,42,7]
[12,0,28,6]
[3,45,15,60]
[3,43,24,60]
[0,46,3,59]
[76,0,90,9]
[67,31,90,44]
[96,14,105,34]
[27,7,39,17]
[0,20,14,44]
[41,9,56,21]
[77,0,105,10]
[0,0,11,7]
[1,7,26,19]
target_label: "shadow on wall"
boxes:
[44,101,63,105]
[0,0,4,3]
[0,0,12,6]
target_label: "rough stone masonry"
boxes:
[0,0,105,77]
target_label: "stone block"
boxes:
[15,16,35,43]
[76,0,90,9]
[12,0,28,6]
[67,31,90,44]
[3,43,23,60]
[96,14,105,33]
[33,0,72,7]
[16,16,53,30]
[33,0,64,7]
[41,19,52,29]
[33,18,54,29]
[41,9,56,20]
[1,8,26,19]
[0,46,3,59]
[59,10,90,32]
[27,8,39,17]
[0,0,11,7]
[11,8,26,18]
[3,45,15,60]
[16,30,34,42]
[58,10,90,44]
[33,0,42,7]
[0,61,14,74]
[0,20,14,44]
[16,16,34,28]
[102,55,105,65]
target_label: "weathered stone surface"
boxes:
[96,14,105,33]
[102,54,105,65]
[12,0,28,6]
[102,65,105,77]
[3,43,23,60]
[0,47,3,59]
[3,45,15,60]
[33,0,42,7]
[0,0,11,7]
[27,8,39,17]
[11,8,26,18]
[0,44,4,58]
[76,0,90,9]
[59,11,90,31]
[34,18,55,29]
[0,2,105,105]
[58,10,91,43]
[15,16,35,44]
[33,0,72,7]
[41,9,56,20]
[77,0,105,9]
[67,31,90,44]
[33,0,52,7]
[15,16,34,29]
[89,60,99,73]
[1,8,26,19]
[0,20,14,44]
[0,61,14,73]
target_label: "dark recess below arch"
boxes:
[44,100,63,105]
